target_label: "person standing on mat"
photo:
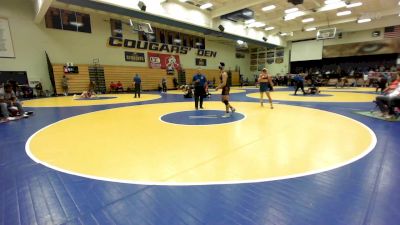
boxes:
[133,74,141,98]
[258,68,274,109]
[192,68,207,110]
[294,73,306,95]
[215,62,236,118]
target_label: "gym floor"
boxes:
[1,86,399,225]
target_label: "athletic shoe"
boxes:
[222,113,231,118]
[24,111,33,115]
[231,108,236,113]
[6,117,16,121]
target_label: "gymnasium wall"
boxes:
[0,0,248,92]
[53,64,239,94]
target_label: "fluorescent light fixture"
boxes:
[325,0,342,4]
[245,19,255,24]
[200,3,212,9]
[248,22,265,28]
[264,26,275,31]
[280,32,288,36]
[262,5,276,11]
[305,27,316,31]
[70,21,83,27]
[337,10,351,16]
[284,11,305,21]
[346,2,362,8]
[302,18,314,23]
[319,1,346,11]
[357,18,371,23]
[179,0,187,2]
[237,40,244,45]
[285,7,298,14]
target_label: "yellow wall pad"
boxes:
[167,89,245,95]
[319,87,376,92]
[22,94,161,107]
[27,102,375,185]
[247,91,377,102]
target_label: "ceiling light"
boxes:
[280,32,288,36]
[302,18,314,23]
[325,0,342,4]
[262,5,276,11]
[357,18,371,23]
[245,19,255,24]
[337,10,351,16]
[200,3,213,9]
[179,0,187,2]
[284,11,305,21]
[248,22,265,28]
[305,27,316,31]
[346,2,362,8]
[237,40,244,45]
[319,1,346,11]
[285,7,298,14]
[265,26,275,31]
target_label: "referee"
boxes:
[192,68,207,110]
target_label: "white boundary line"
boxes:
[25,103,377,186]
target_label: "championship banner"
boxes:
[148,52,181,71]
[124,51,145,62]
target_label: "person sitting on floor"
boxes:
[182,85,193,98]
[375,75,400,118]
[0,83,33,121]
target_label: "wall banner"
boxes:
[148,52,181,73]
[108,37,217,57]
[124,51,145,62]
[0,18,15,58]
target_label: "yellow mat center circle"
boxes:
[26,102,376,185]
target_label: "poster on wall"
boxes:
[125,51,145,62]
[0,18,15,58]
[148,52,181,71]
[195,58,207,66]
[323,38,400,58]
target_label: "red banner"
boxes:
[148,52,181,70]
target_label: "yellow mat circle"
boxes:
[247,91,377,102]
[26,102,375,185]
[22,94,161,107]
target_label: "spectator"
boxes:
[35,82,44,97]
[161,77,167,93]
[133,74,141,98]
[0,83,33,121]
[109,81,117,92]
[61,75,69,96]
[116,81,123,92]
[375,75,400,118]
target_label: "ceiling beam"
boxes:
[34,0,53,23]
[210,0,272,19]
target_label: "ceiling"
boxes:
[183,0,400,41]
